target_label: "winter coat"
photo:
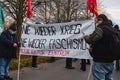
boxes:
[84,23,114,62]
[0,30,18,58]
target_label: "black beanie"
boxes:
[9,23,17,31]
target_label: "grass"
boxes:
[9,56,51,70]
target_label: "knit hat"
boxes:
[9,23,17,31]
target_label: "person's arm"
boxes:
[83,27,103,44]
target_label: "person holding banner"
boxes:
[65,58,75,69]
[0,23,19,80]
[114,24,120,71]
[80,59,90,71]
[31,22,44,69]
[83,14,114,80]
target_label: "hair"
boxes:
[3,20,15,30]
[96,14,109,25]
[108,20,113,26]
[114,25,119,30]
[8,22,17,31]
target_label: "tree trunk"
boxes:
[16,0,25,53]
[16,0,24,41]
[66,0,71,22]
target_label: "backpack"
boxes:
[107,27,120,60]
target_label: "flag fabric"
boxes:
[87,0,98,16]
[26,0,32,18]
[0,1,5,34]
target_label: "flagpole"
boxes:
[92,0,97,28]
[17,53,21,80]
[93,0,94,17]
[87,61,93,80]
[87,0,97,80]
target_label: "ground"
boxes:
[10,59,120,80]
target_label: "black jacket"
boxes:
[0,30,18,58]
[85,23,114,62]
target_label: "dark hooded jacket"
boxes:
[0,30,18,58]
[92,23,114,62]
[85,23,114,62]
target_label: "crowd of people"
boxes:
[0,14,120,80]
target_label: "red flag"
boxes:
[26,0,32,18]
[87,0,98,16]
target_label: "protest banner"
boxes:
[20,20,94,59]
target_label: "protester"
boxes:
[32,56,37,68]
[0,22,19,80]
[80,59,86,71]
[114,24,120,71]
[31,22,43,68]
[114,25,119,31]
[83,14,114,80]
[73,58,90,71]
[65,58,75,69]
[80,59,90,71]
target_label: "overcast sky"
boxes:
[99,0,120,24]
[102,0,120,9]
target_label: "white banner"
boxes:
[20,20,95,59]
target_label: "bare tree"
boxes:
[31,0,89,23]
[2,0,26,41]
[1,0,91,40]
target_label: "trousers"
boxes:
[92,62,114,80]
[0,58,11,78]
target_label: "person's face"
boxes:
[95,18,103,25]
[9,29,16,35]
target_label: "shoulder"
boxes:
[0,30,10,37]
[98,24,112,30]
[1,30,9,34]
